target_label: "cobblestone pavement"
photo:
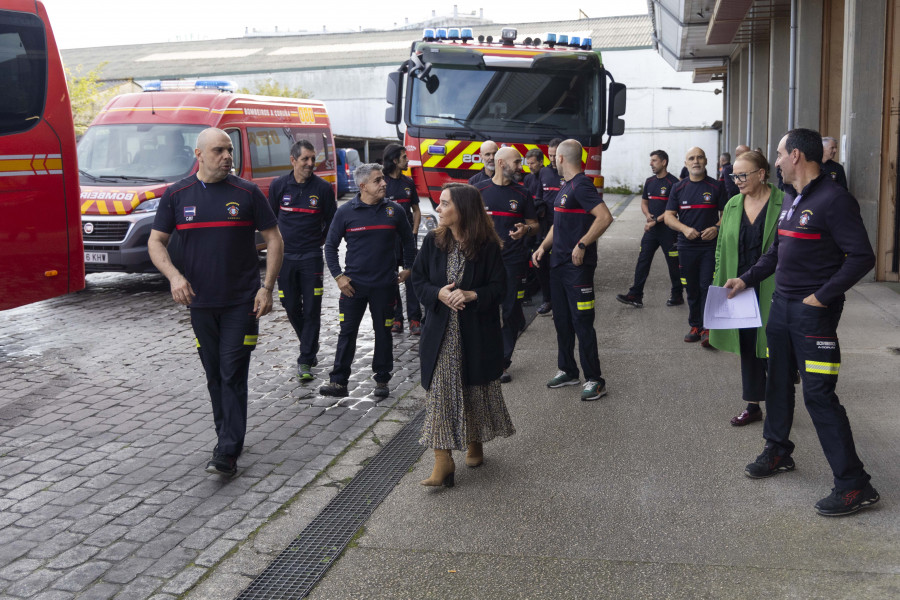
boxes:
[0,270,422,599]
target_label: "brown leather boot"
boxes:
[420,449,455,487]
[465,442,484,468]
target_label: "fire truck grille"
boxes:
[83,222,129,242]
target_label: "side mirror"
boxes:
[385,71,403,125]
[607,82,626,137]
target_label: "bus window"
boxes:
[0,11,47,135]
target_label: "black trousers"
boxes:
[550,262,603,382]
[535,212,553,303]
[501,258,528,369]
[678,244,716,328]
[191,302,258,457]
[330,283,395,386]
[738,327,767,402]
[627,224,682,300]
[763,293,869,490]
[394,244,421,323]
[278,255,323,366]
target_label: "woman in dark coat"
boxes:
[411,183,515,488]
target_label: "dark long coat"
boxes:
[411,232,507,391]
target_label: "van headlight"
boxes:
[133,198,160,213]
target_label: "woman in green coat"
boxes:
[710,151,784,426]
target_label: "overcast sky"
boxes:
[40,0,649,49]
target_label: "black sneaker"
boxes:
[319,381,348,397]
[373,382,389,398]
[500,370,512,383]
[666,295,684,307]
[745,445,795,479]
[536,302,552,315]
[615,293,643,308]
[815,483,880,516]
[206,452,237,477]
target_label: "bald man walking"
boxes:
[468,140,499,186]
[149,128,283,478]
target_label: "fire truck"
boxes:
[0,0,84,311]
[78,83,336,273]
[385,27,626,207]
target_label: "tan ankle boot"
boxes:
[420,449,455,487]
[465,442,483,468]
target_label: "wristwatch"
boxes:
[577,242,587,250]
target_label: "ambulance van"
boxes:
[77,81,337,272]
[1,0,84,310]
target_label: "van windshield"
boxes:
[78,124,205,183]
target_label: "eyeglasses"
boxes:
[729,169,761,183]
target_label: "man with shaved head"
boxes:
[664,147,727,346]
[532,140,614,401]
[468,140,499,186]
[475,146,538,382]
[149,127,283,478]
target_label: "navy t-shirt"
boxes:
[467,169,491,186]
[268,172,336,260]
[153,174,277,308]
[523,172,543,208]
[384,173,419,224]
[551,173,605,268]
[476,180,537,263]
[540,166,563,207]
[665,176,727,248]
[643,173,680,219]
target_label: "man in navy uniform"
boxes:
[467,140,498,186]
[664,147,727,347]
[725,128,878,517]
[268,140,336,382]
[821,136,848,189]
[382,143,423,335]
[532,139,614,401]
[475,146,538,383]
[616,149,683,308]
[320,164,417,399]
[149,128,283,478]
[524,147,553,315]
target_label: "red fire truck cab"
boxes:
[78,82,337,273]
[0,0,84,311]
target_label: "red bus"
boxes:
[385,28,626,207]
[0,0,84,310]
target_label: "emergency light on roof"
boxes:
[423,28,435,41]
[436,28,447,39]
[557,34,569,45]
[448,28,460,39]
[500,28,517,45]
[143,79,237,93]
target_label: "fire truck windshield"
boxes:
[77,124,205,183]
[409,65,600,139]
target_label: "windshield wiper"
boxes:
[415,114,487,139]
[92,175,168,183]
[78,169,100,181]
[498,117,567,138]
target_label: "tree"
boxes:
[237,78,311,99]
[66,62,113,136]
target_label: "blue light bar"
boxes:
[569,36,581,47]
[194,79,236,92]
[436,28,447,39]
[461,28,473,39]
[557,34,568,45]
[423,28,435,40]
[143,80,162,91]
[545,32,557,44]
[448,28,460,39]
[582,37,592,48]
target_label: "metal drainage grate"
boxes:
[237,409,427,599]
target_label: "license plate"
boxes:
[84,252,108,263]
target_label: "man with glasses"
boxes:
[664,147,727,347]
[724,128,878,517]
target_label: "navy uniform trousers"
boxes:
[330,283,395,386]
[278,255,324,367]
[393,242,421,323]
[627,223,682,300]
[550,261,603,383]
[678,244,716,328]
[763,293,870,490]
[191,302,258,458]
[501,258,528,369]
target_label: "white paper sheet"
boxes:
[703,286,762,330]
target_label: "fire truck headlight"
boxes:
[133,198,160,213]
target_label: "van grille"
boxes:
[82,222,129,242]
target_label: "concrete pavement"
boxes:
[306,194,900,599]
